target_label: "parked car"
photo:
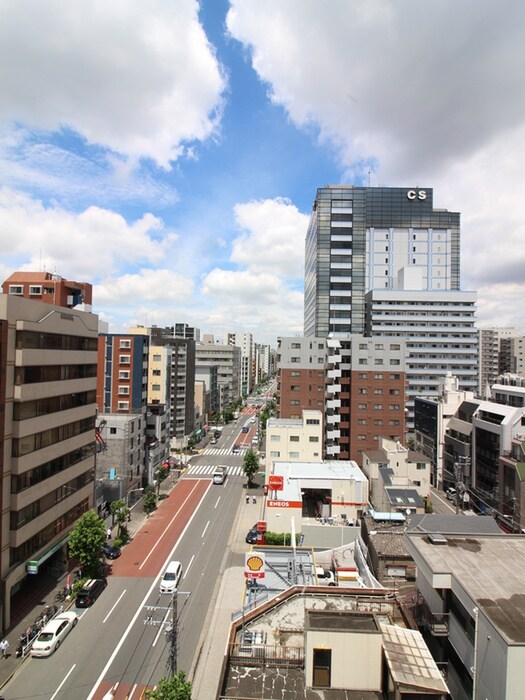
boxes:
[75,578,107,608]
[31,611,78,657]
[446,487,457,501]
[246,525,258,544]
[315,566,336,586]
[102,542,121,559]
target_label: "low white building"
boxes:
[264,460,368,532]
[266,410,323,467]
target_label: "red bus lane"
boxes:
[109,478,210,577]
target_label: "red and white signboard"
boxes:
[245,551,266,579]
[257,520,267,533]
[268,474,284,491]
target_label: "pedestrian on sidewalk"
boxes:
[106,527,111,540]
[0,639,9,658]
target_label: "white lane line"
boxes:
[214,496,221,509]
[103,589,126,624]
[152,608,171,647]
[50,663,76,700]
[184,554,195,578]
[201,520,210,538]
[139,481,200,570]
[128,684,139,698]
[86,482,210,700]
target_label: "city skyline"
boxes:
[1,1,524,345]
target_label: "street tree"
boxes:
[243,449,259,487]
[144,671,192,699]
[68,510,106,577]
[143,484,157,516]
[109,499,131,543]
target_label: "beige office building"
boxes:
[0,293,98,631]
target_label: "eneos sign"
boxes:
[268,475,284,491]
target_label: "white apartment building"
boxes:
[366,289,478,428]
[228,331,254,397]
[479,327,518,396]
[266,410,323,468]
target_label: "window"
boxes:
[390,344,401,351]
[290,399,300,405]
[373,404,383,410]
[152,384,160,391]
[357,418,366,425]
[389,374,400,380]
[309,436,319,442]
[358,373,368,379]
[359,343,367,349]
[290,385,300,392]
[117,401,129,410]
[290,435,299,442]
[119,355,130,364]
[375,343,384,350]
[291,357,300,363]
[358,403,367,409]
[119,339,131,349]
[374,419,383,426]
[306,419,320,425]
[29,285,42,295]
[389,389,400,395]
[152,369,161,376]
[291,371,300,376]
[118,371,130,379]
[389,404,400,410]
[374,388,383,394]
[374,359,383,365]
[118,386,130,395]
[416,462,426,470]
[413,480,421,487]
[358,434,366,441]
[359,358,368,365]
[289,451,299,459]
[8,285,23,295]
[153,354,161,361]
[358,388,367,394]
[388,420,400,426]
[270,451,281,458]
[270,435,281,442]
[291,342,301,349]
[374,373,383,379]
[390,359,400,365]
[110,427,117,435]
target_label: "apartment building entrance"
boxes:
[312,648,331,687]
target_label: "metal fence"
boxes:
[229,643,304,668]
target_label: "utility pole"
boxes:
[454,456,470,514]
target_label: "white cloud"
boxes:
[96,269,194,307]
[0,0,227,167]
[231,198,308,279]
[0,187,178,279]
[227,0,525,331]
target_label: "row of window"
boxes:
[13,390,96,421]
[11,472,93,530]
[11,443,93,495]
[16,330,98,352]
[270,451,320,459]
[15,364,97,385]
[357,404,401,410]
[10,498,90,568]
[270,435,319,442]
[12,417,96,457]
[357,388,400,395]
[356,419,400,426]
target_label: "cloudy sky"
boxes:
[1,0,524,346]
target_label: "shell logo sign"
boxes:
[245,551,266,579]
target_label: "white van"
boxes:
[160,560,182,594]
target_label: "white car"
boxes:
[31,611,78,657]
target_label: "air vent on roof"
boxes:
[428,533,447,545]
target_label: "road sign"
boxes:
[257,520,267,532]
[268,474,284,491]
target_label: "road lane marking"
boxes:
[201,520,210,538]
[103,589,127,623]
[86,484,209,700]
[128,684,139,698]
[152,608,171,647]
[185,554,195,577]
[139,481,201,570]
[214,496,221,508]
[50,663,76,700]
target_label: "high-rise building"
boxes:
[479,327,519,396]
[304,185,478,429]
[0,284,98,631]
[195,338,241,412]
[228,332,254,397]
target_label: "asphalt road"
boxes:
[3,439,250,700]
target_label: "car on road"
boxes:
[102,542,121,559]
[246,524,258,544]
[232,444,240,454]
[75,578,107,608]
[31,611,78,657]
[446,487,457,501]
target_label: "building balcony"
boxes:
[326,399,341,409]
[327,368,342,379]
[326,429,341,440]
[326,384,341,395]
[325,444,340,455]
[325,413,341,424]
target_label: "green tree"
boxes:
[143,484,157,516]
[110,499,131,540]
[144,671,192,699]
[68,510,106,577]
[243,449,259,487]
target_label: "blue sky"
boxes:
[1,0,525,346]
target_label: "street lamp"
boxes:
[127,488,144,509]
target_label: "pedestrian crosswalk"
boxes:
[202,447,247,456]
[183,464,244,478]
